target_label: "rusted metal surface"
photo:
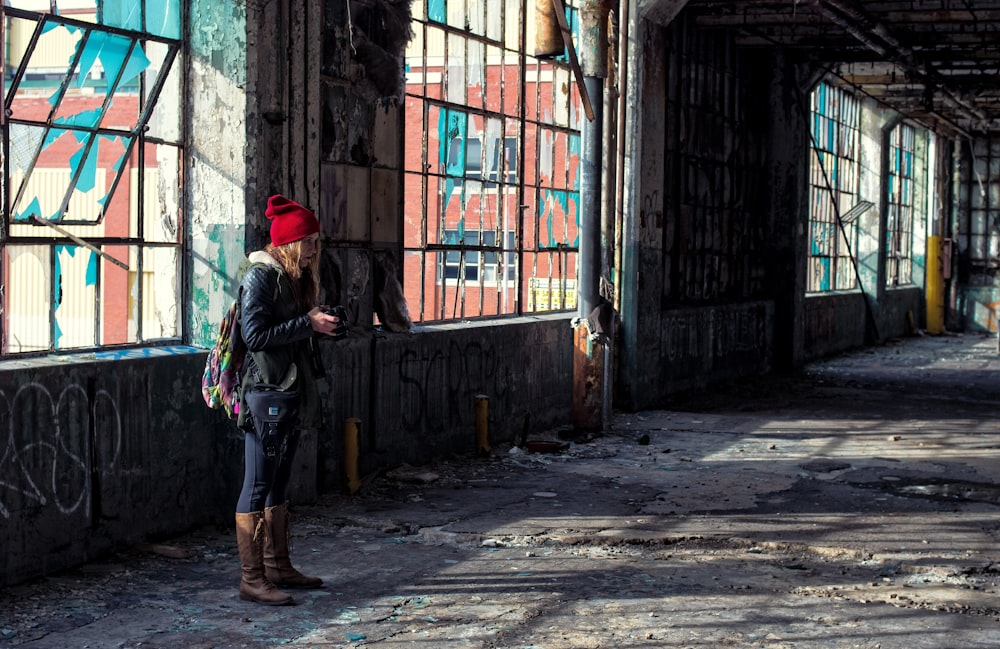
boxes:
[572,323,603,431]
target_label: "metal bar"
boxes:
[31,216,130,270]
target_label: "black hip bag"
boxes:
[244,384,300,457]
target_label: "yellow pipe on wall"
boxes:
[926,235,944,334]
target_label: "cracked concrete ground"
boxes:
[4,332,1000,648]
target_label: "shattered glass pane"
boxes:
[142,245,180,339]
[5,245,52,353]
[100,0,144,31]
[485,0,502,42]
[100,244,133,345]
[143,41,181,142]
[53,244,99,348]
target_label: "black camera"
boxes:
[322,305,349,337]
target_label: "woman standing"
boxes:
[234,194,343,605]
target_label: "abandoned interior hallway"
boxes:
[3,330,1000,649]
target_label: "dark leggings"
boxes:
[236,428,301,513]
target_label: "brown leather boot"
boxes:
[263,502,324,589]
[235,511,294,605]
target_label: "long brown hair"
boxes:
[265,239,320,312]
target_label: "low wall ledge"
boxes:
[0,345,204,372]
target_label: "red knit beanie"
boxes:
[266,194,319,246]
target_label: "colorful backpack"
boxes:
[201,288,247,419]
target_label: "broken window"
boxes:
[807,82,861,293]
[1,1,182,355]
[886,122,915,287]
[402,0,581,321]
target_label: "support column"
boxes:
[573,0,610,432]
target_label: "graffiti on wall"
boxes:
[397,339,514,432]
[663,312,708,362]
[663,306,767,366]
[712,307,766,359]
[0,382,122,520]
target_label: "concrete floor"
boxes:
[3,332,1000,648]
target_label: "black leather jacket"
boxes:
[236,252,322,431]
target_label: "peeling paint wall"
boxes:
[187,0,250,347]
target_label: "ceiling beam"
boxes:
[637,0,691,26]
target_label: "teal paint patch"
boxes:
[54,109,102,129]
[86,250,98,286]
[75,31,109,90]
[539,189,575,247]
[191,223,247,348]
[69,137,100,193]
[188,0,246,84]
[556,6,579,63]
[43,127,70,149]
[428,0,446,23]
[118,38,152,85]
[53,246,76,348]
[14,197,42,221]
[100,0,182,39]
[147,0,182,39]
[94,345,197,360]
[438,108,468,210]
[94,32,150,89]
[191,285,214,347]
[100,0,143,31]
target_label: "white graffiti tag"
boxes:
[0,382,122,520]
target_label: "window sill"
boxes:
[0,345,203,371]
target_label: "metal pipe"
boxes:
[580,75,604,318]
[614,0,629,315]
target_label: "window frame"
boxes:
[1,3,184,357]
[885,122,916,288]
[807,81,862,294]
[402,0,582,323]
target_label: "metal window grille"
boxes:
[402,0,582,322]
[886,122,915,287]
[663,24,764,304]
[807,82,861,293]
[1,2,183,355]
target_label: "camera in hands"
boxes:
[323,305,349,337]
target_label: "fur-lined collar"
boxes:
[247,250,282,270]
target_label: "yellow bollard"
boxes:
[475,394,491,457]
[343,417,362,495]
